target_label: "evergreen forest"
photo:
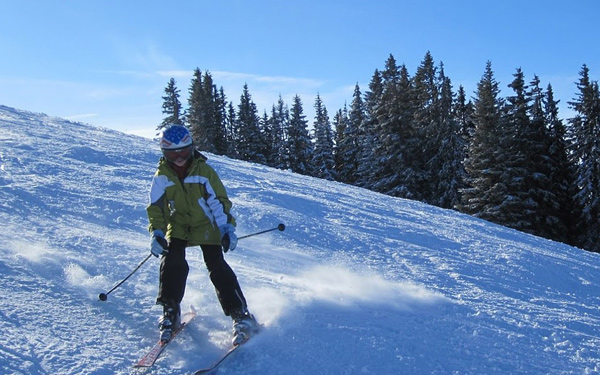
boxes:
[158,52,600,254]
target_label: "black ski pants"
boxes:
[157,238,247,316]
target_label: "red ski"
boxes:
[134,307,197,368]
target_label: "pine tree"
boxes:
[427,63,465,209]
[187,69,206,148]
[356,69,383,189]
[260,110,276,166]
[453,84,475,199]
[454,85,475,153]
[201,72,218,153]
[312,95,336,180]
[271,96,290,170]
[287,95,313,175]
[186,70,228,154]
[337,85,363,184]
[159,77,184,131]
[458,61,506,219]
[567,64,600,252]
[412,52,440,203]
[524,76,571,242]
[501,69,569,239]
[545,84,578,244]
[372,55,417,198]
[213,87,229,155]
[236,84,265,164]
[226,102,238,157]
[333,106,349,182]
[463,67,563,238]
[497,67,539,232]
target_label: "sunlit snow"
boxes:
[1,105,599,374]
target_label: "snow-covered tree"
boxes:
[160,77,184,131]
[187,69,205,147]
[412,51,439,203]
[312,95,336,180]
[544,83,578,244]
[427,63,465,209]
[356,69,383,189]
[236,84,265,164]
[287,95,313,175]
[567,64,600,252]
[270,96,290,170]
[371,55,418,198]
[454,85,475,155]
[214,87,229,155]
[336,85,363,185]
[260,110,276,166]
[459,61,506,219]
[186,70,228,154]
[522,76,573,242]
[226,102,238,157]
[497,68,558,235]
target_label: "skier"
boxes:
[146,124,259,344]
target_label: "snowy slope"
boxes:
[1,104,599,375]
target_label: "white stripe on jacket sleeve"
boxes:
[149,175,175,204]
[184,175,228,228]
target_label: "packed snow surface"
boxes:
[1,105,599,374]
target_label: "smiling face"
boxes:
[162,145,193,165]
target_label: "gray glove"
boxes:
[219,224,237,253]
[150,229,169,257]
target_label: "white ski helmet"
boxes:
[159,125,193,163]
[159,124,192,150]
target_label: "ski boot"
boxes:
[231,307,260,346]
[158,304,181,342]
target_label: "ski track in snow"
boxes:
[1,104,600,375]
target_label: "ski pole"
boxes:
[238,223,286,240]
[99,253,152,301]
[98,223,285,301]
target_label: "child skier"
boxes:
[146,124,258,344]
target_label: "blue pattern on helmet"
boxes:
[160,125,192,149]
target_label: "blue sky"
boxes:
[1,1,598,139]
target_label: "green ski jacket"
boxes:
[146,152,235,246]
